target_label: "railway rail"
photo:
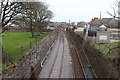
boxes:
[39,29,73,78]
[65,31,97,79]
[48,30,64,78]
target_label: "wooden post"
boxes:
[6,53,9,67]
[21,46,23,52]
[30,42,32,49]
[36,39,37,45]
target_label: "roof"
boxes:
[88,19,94,24]
[118,19,120,27]
[48,22,57,27]
[88,18,101,25]
[118,19,120,22]
[101,18,113,24]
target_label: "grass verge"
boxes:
[2,32,50,62]
[94,42,120,59]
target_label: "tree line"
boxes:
[1,0,53,37]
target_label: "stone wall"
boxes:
[1,31,57,78]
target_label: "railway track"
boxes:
[76,34,97,79]
[65,31,97,79]
[48,30,64,78]
[39,29,73,78]
[65,31,85,78]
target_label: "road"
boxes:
[38,30,73,78]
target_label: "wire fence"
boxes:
[2,31,58,78]
[19,39,38,55]
[1,32,51,69]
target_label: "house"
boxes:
[88,17,101,31]
[77,21,87,27]
[47,22,57,30]
[87,17,101,37]
[88,17,101,26]
[109,18,118,28]
[101,18,113,25]
[60,22,71,29]
[101,18,118,28]
[118,19,120,28]
[88,17,118,28]
[97,25,107,31]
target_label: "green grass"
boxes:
[94,42,120,59]
[2,32,50,62]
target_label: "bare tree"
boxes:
[1,0,53,36]
[107,0,120,18]
[1,0,22,33]
[36,3,53,35]
[18,2,38,37]
[107,7,117,18]
[106,0,120,28]
[20,2,53,37]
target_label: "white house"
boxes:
[47,22,57,30]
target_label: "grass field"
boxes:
[94,42,120,59]
[2,32,50,62]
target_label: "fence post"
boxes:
[30,42,32,49]
[21,46,23,52]
[36,39,37,45]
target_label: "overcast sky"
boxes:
[41,0,117,22]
